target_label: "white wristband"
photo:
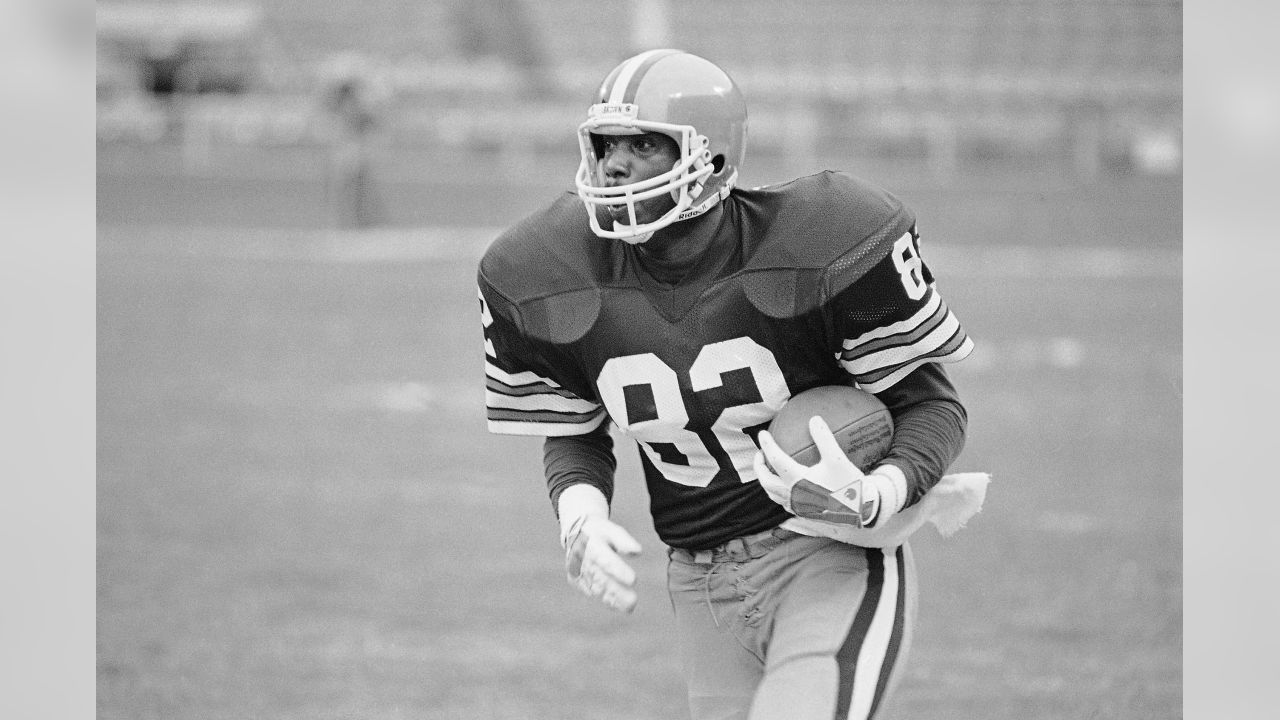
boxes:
[869,464,909,520]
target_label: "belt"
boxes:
[670,526,800,564]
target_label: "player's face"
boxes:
[597,132,681,225]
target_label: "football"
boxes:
[767,385,894,470]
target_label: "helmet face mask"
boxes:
[574,50,747,243]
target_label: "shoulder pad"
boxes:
[740,267,824,319]
[736,172,916,315]
[478,193,607,345]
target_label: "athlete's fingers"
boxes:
[599,521,643,557]
[754,451,794,508]
[568,523,639,584]
[570,532,641,614]
[753,450,778,482]
[598,582,639,613]
[586,544,637,587]
[757,429,804,478]
[565,518,641,580]
[808,416,865,476]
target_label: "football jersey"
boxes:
[478,171,973,550]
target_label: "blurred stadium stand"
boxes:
[97,0,1181,189]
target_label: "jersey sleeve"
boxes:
[828,224,974,393]
[478,282,608,437]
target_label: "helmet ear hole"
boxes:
[710,154,726,174]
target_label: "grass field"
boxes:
[97,154,1181,719]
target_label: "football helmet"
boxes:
[575,49,747,243]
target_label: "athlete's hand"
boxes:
[754,416,904,529]
[562,515,642,613]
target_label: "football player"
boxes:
[478,49,978,720]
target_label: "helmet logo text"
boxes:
[589,103,639,120]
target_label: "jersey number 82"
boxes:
[596,337,791,488]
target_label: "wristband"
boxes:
[868,464,909,526]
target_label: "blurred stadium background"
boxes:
[97,1,1182,719]
[96,0,1180,228]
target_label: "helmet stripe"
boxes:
[606,48,681,104]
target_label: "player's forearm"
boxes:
[874,363,969,506]
[881,399,967,505]
[543,423,617,517]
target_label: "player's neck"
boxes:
[634,205,724,286]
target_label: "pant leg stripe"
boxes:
[867,546,909,719]
[833,547,884,719]
[834,546,905,720]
